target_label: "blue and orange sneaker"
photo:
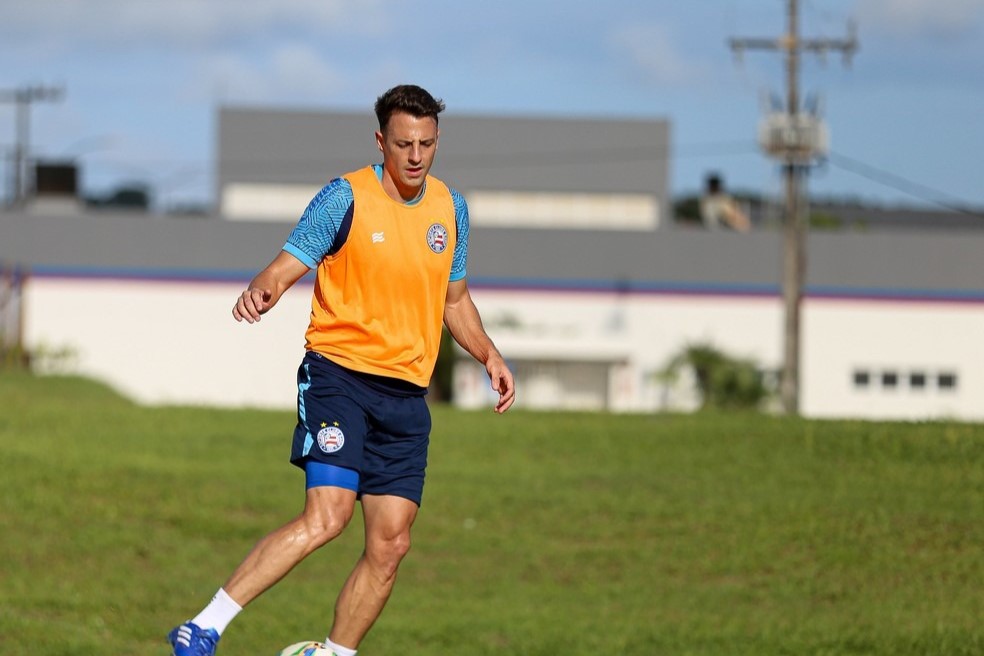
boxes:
[167,622,220,656]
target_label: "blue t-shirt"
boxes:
[284,164,469,281]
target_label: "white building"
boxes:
[1,108,982,420]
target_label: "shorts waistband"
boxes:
[306,351,428,398]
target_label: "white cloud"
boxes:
[857,0,984,39]
[194,45,345,105]
[609,23,710,86]
[270,46,347,98]
[0,0,386,50]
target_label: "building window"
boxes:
[938,372,958,391]
[852,366,959,396]
[881,371,899,389]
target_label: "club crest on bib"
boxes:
[317,423,345,453]
[426,223,449,254]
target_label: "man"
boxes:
[699,173,751,232]
[168,84,515,656]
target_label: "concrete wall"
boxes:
[25,275,312,408]
[802,298,983,420]
[4,209,983,420]
[21,270,984,420]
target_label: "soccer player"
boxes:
[167,84,515,656]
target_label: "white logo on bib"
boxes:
[426,223,449,253]
[317,425,345,453]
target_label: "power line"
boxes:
[826,151,984,218]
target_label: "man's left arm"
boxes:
[443,279,515,413]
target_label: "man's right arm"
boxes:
[232,251,311,324]
[233,177,352,323]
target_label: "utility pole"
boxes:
[0,85,65,206]
[729,0,857,414]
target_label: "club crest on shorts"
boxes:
[426,223,449,254]
[317,422,345,453]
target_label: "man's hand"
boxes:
[232,251,311,324]
[487,354,515,414]
[233,288,274,323]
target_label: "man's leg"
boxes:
[223,484,358,606]
[169,485,358,655]
[327,494,419,649]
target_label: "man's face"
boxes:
[376,111,439,201]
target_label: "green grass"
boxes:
[1,371,982,655]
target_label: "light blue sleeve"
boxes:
[283,178,354,268]
[449,187,469,282]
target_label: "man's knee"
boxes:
[305,507,352,547]
[368,530,412,577]
[302,489,356,548]
[361,494,418,577]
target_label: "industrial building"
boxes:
[1,108,982,420]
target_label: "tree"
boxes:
[661,343,769,411]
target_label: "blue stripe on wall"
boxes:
[26,266,984,304]
[30,265,316,284]
[468,276,984,303]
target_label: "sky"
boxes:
[1,0,982,213]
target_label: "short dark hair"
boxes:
[374,84,445,132]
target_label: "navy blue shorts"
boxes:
[291,351,431,506]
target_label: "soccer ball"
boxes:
[278,641,334,656]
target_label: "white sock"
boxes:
[323,637,357,656]
[190,588,242,635]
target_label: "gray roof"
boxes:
[2,209,982,300]
[467,225,984,296]
[217,107,670,200]
[2,109,979,299]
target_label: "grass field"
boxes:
[1,372,982,655]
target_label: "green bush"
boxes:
[662,342,769,410]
